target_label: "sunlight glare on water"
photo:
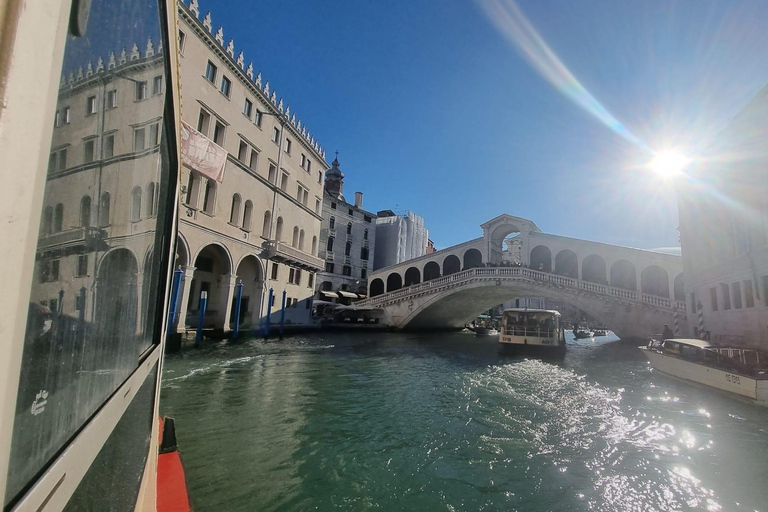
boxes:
[160,332,768,511]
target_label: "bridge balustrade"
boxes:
[358,267,680,312]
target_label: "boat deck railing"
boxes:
[503,326,555,338]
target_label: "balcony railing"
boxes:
[263,240,324,271]
[38,226,104,252]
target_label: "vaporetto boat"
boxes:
[499,308,566,353]
[640,338,768,405]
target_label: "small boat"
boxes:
[640,338,768,405]
[593,328,608,337]
[499,308,565,354]
[474,327,499,336]
[573,324,593,339]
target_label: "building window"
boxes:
[308,273,314,288]
[197,109,211,135]
[135,80,147,101]
[42,207,53,235]
[721,283,731,310]
[312,236,317,255]
[54,110,61,128]
[131,186,142,221]
[272,127,280,143]
[59,149,67,170]
[744,280,755,308]
[292,226,299,248]
[261,210,271,238]
[284,138,291,154]
[361,247,369,260]
[230,193,241,225]
[83,139,95,163]
[99,192,110,226]
[364,228,368,240]
[271,262,279,280]
[345,242,351,256]
[325,262,334,273]
[242,200,253,231]
[63,106,70,124]
[280,172,288,192]
[80,196,91,227]
[275,217,284,241]
[39,259,60,283]
[238,140,248,162]
[185,172,201,208]
[307,160,311,173]
[315,199,321,215]
[348,208,354,216]
[268,164,277,184]
[213,121,225,146]
[327,237,334,251]
[205,60,217,83]
[318,170,322,183]
[86,95,97,115]
[331,202,337,210]
[329,216,335,229]
[361,269,367,279]
[133,127,146,151]
[145,182,157,217]
[104,134,115,158]
[220,76,231,98]
[288,268,302,286]
[731,281,742,309]
[248,149,258,171]
[347,222,352,235]
[107,89,117,108]
[255,109,263,127]
[300,154,306,168]
[710,287,718,311]
[243,98,253,118]
[178,30,186,54]
[152,75,163,96]
[202,180,216,215]
[149,123,160,146]
[343,265,351,276]
[76,254,89,278]
[364,215,372,223]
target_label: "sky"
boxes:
[203,0,768,251]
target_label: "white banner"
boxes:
[180,121,227,183]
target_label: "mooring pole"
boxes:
[264,288,274,339]
[167,266,183,333]
[195,291,207,348]
[279,290,287,340]
[232,280,243,339]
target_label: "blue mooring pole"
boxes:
[264,288,274,339]
[195,291,207,348]
[167,267,183,333]
[232,280,243,339]
[279,290,287,340]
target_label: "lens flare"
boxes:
[649,150,690,179]
[476,0,648,149]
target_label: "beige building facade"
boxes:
[174,0,328,330]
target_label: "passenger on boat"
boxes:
[662,324,674,340]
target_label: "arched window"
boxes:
[292,226,299,247]
[275,216,284,241]
[80,196,91,227]
[54,204,64,232]
[229,193,242,225]
[242,200,253,231]
[345,241,351,256]
[364,228,368,240]
[202,179,216,215]
[347,222,352,235]
[329,216,335,229]
[43,206,53,235]
[312,236,317,255]
[327,236,334,251]
[131,187,142,221]
[299,229,305,250]
[145,182,156,217]
[99,192,110,226]
[262,210,271,238]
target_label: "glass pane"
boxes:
[6,0,171,504]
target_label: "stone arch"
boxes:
[554,249,578,278]
[673,273,685,301]
[192,242,233,276]
[641,265,670,298]
[610,260,637,291]
[370,278,385,297]
[404,267,421,286]
[424,261,441,281]
[463,248,483,270]
[175,233,190,268]
[188,243,235,328]
[530,245,552,272]
[234,254,265,328]
[582,254,607,284]
[95,248,139,339]
[386,273,402,292]
[443,254,461,275]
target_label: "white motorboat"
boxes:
[640,338,768,405]
[499,308,565,354]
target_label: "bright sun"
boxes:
[649,150,690,179]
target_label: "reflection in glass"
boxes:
[6,0,170,504]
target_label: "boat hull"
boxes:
[641,348,768,405]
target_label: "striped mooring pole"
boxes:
[696,301,704,337]
[673,306,680,336]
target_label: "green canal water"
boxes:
[160,332,768,511]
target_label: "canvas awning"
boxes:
[337,291,358,298]
[320,291,340,299]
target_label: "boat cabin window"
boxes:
[744,350,758,365]
[503,311,559,336]
[680,344,700,361]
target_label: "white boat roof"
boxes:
[502,308,561,316]
[665,338,713,349]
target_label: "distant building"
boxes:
[426,239,436,254]
[677,84,768,346]
[373,210,429,270]
[316,157,377,298]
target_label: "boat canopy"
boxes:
[502,308,560,316]
[665,338,713,349]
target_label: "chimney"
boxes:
[354,191,363,208]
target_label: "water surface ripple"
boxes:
[160,332,768,511]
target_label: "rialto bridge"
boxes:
[360,214,688,341]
